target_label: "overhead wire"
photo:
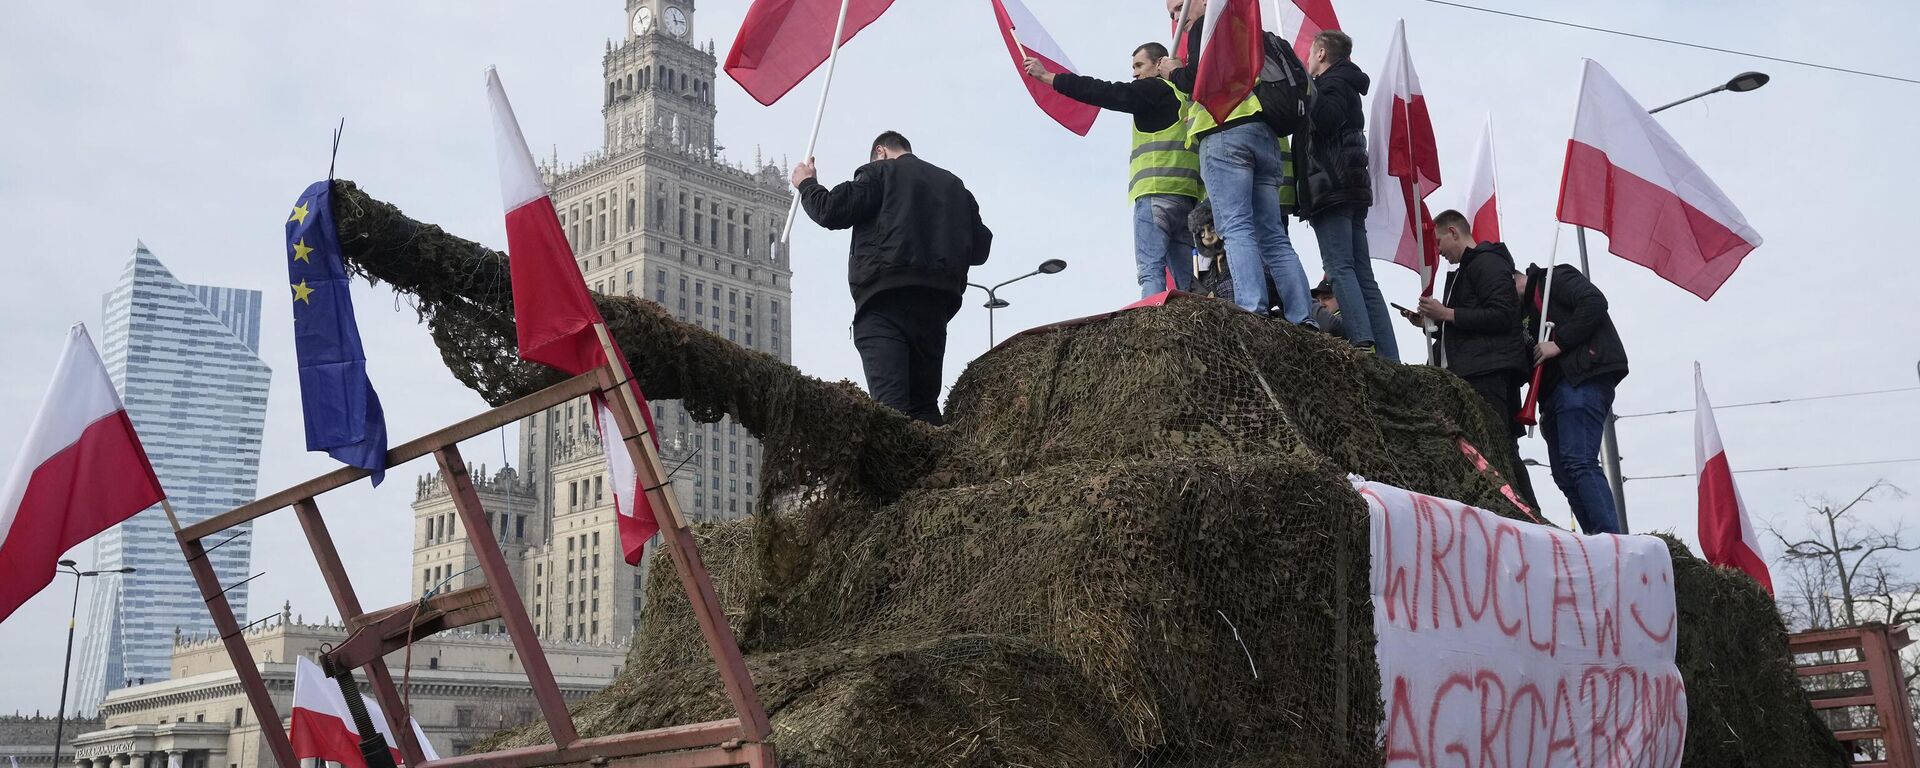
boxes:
[1616,385,1920,420]
[1626,457,1920,482]
[1421,0,1920,86]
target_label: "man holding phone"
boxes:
[1404,209,1536,508]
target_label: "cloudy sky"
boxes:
[2,0,1916,714]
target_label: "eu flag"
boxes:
[286,180,389,484]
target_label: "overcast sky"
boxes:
[2,0,1916,715]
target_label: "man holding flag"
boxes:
[1516,262,1628,534]
[1025,42,1201,297]
[1165,0,1312,323]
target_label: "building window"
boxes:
[234,708,244,726]
[516,515,526,540]
[594,476,604,502]
[569,483,577,507]
[593,531,600,546]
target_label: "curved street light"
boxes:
[968,259,1071,346]
[1648,70,1771,114]
[53,560,135,768]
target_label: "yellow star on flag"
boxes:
[291,279,315,304]
[291,238,313,263]
[289,201,310,225]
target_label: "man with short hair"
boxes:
[1026,42,1201,297]
[1407,209,1535,507]
[1515,264,1629,534]
[1163,0,1312,322]
[1299,29,1398,360]
[793,132,992,425]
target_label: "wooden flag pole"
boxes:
[779,0,857,245]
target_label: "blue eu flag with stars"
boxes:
[286,180,388,484]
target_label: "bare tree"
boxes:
[1770,481,1912,628]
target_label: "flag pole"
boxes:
[779,0,856,245]
[1403,91,1438,364]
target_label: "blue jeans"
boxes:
[1197,122,1310,321]
[1541,376,1622,534]
[1310,203,1399,361]
[1133,194,1197,297]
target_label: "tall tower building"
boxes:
[74,243,271,713]
[466,1,793,645]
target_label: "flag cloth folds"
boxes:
[1694,364,1772,594]
[1465,116,1501,243]
[0,324,163,623]
[1191,0,1265,124]
[1558,59,1762,300]
[290,656,439,768]
[992,0,1098,136]
[1276,0,1341,61]
[1363,19,1441,292]
[488,67,661,563]
[286,180,389,485]
[725,0,898,106]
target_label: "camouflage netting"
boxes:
[329,179,1841,766]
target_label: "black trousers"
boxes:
[1461,373,1540,511]
[853,288,961,425]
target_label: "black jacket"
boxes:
[799,154,992,311]
[1168,18,1268,141]
[1299,60,1372,217]
[1440,243,1528,380]
[1051,73,1183,133]
[1523,264,1629,393]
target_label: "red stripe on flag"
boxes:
[991,0,1098,136]
[1386,94,1440,188]
[0,411,162,622]
[290,708,369,768]
[1697,452,1773,593]
[1289,0,1341,61]
[1193,1,1264,124]
[724,0,899,106]
[505,198,606,375]
[1557,140,1757,300]
[1471,193,1500,245]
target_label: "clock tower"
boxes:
[606,0,714,156]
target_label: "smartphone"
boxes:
[1390,302,1415,316]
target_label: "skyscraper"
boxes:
[73,243,271,713]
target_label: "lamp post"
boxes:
[53,559,135,768]
[1582,71,1769,533]
[967,258,1068,346]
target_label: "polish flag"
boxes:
[1363,20,1442,293]
[290,656,439,768]
[0,324,163,624]
[993,0,1098,136]
[489,68,661,563]
[725,0,899,106]
[1275,0,1341,62]
[1191,0,1265,125]
[1464,116,1501,243]
[1558,59,1762,300]
[1694,364,1772,594]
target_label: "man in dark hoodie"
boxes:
[794,131,992,426]
[1408,209,1535,508]
[1516,263,1629,534]
[1300,31,1398,361]
[1024,42,1201,298]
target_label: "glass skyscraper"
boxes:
[72,242,270,713]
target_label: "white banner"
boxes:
[1357,477,1687,768]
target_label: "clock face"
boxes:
[665,6,688,37]
[632,7,654,35]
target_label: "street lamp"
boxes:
[53,559,135,768]
[1648,70,1770,114]
[967,259,1069,346]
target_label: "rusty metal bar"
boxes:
[294,498,429,766]
[175,530,298,768]
[589,357,770,739]
[181,374,600,542]
[415,720,750,768]
[434,444,579,746]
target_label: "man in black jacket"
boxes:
[1516,264,1629,534]
[1300,30,1398,361]
[1024,42,1201,297]
[793,132,992,425]
[1409,209,1535,508]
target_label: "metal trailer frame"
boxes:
[1790,623,1918,768]
[165,369,774,768]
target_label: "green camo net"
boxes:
[329,180,1842,767]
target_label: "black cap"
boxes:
[1311,276,1333,297]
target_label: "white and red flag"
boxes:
[992,0,1098,135]
[1464,115,1501,243]
[1363,19,1442,293]
[1694,364,1772,594]
[1558,59,1762,299]
[1275,0,1341,62]
[0,324,163,623]
[1189,0,1266,124]
[290,656,439,768]
[488,68,662,563]
[725,0,899,106]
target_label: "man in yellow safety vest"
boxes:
[1025,43,1204,297]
